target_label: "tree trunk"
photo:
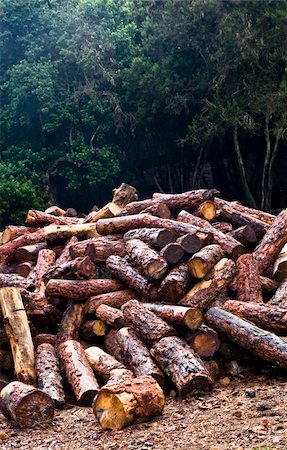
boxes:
[56,300,85,345]
[235,253,263,303]
[2,226,40,244]
[142,303,203,331]
[43,256,96,282]
[125,239,168,280]
[157,263,191,304]
[123,228,176,249]
[0,229,46,263]
[188,244,225,279]
[265,127,282,211]
[269,278,287,308]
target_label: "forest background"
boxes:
[1,0,286,226]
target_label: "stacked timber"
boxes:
[0,183,287,431]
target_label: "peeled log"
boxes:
[58,340,99,406]
[45,278,123,300]
[223,300,287,334]
[96,304,127,329]
[35,343,65,408]
[106,255,157,299]
[0,287,36,385]
[0,381,54,428]
[188,244,225,279]
[125,239,168,280]
[87,290,136,314]
[158,263,190,304]
[269,278,287,309]
[205,307,287,369]
[142,303,203,331]
[121,300,174,345]
[185,325,220,358]
[57,300,85,345]
[179,258,236,310]
[124,228,176,249]
[273,243,287,282]
[151,336,213,397]
[160,242,184,265]
[44,223,100,244]
[235,253,263,303]
[117,327,165,387]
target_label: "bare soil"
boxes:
[1,372,286,450]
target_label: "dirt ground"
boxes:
[0,372,286,450]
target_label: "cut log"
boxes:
[21,291,63,323]
[177,232,211,254]
[15,242,48,264]
[158,263,190,303]
[70,235,125,263]
[104,329,125,364]
[112,183,138,207]
[125,239,168,280]
[121,300,174,345]
[83,202,122,223]
[150,336,213,396]
[269,278,287,308]
[16,262,34,278]
[273,243,287,282]
[35,343,65,408]
[185,325,220,358]
[141,202,171,218]
[96,304,127,329]
[87,289,136,314]
[228,225,257,245]
[0,287,36,385]
[85,346,132,383]
[160,242,184,264]
[235,253,263,303]
[205,307,287,369]
[44,223,100,244]
[26,209,78,227]
[45,205,67,216]
[179,258,236,310]
[212,222,234,233]
[57,300,85,345]
[0,229,46,263]
[0,273,33,290]
[193,200,216,221]
[45,278,123,300]
[43,256,96,282]
[223,300,287,334]
[58,340,99,406]
[214,198,275,226]
[93,375,164,430]
[188,244,225,279]
[28,249,56,292]
[142,303,203,331]
[33,334,57,348]
[54,236,78,265]
[123,228,176,249]
[2,226,40,244]
[202,360,221,383]
[81,320,107,341]
[0,381,54,428]
[260,276,279,294]
[106,255,157,299]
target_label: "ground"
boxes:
[0,372,286,450]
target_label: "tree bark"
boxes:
[56,300,85,345]
[260,276,279,294]
[212,222,234,233]
[0,229,46,263]
[2,226,41,244]
[84,345,132,383]
[28,249,56,292]
[104,329,126,364]
[158,263,190,303]
[87,289,136,314]
[96,304,127,329]
[269,278,287,308]
[142,303,203,331]
[33,333,57,348]
[140,202,171,218]
[70,235,126,263]
[125,239,168,280]
[214,198,275,226]
[123,228,176,249]
[45,278,123,300]
[228,225,257,245]
[26,209,78,227]
[43,256,96,282]
[0,273,33,290]
[188,244,225,279]
[235,253,263,303]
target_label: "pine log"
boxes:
[0,288,36,385]
[121,300,174,345]
[87,289,136,314]
[123,228,176,249]
[223,300,287,334]
[14,242,46,264]
[96,304,127,329]
[45,205,67,216]
[141,202,171,218]
[43,256,96,282]
[93,375,164,430]
[193,200,216,221]
[56,300,85,345]
[0,273,33,290]
[185,325,220,358]
[269,278,287,308]
[16,262,34,278]
[58,340,99,405]
[0,381,54,428]
[228,225,257,245]
[106,255,157,299]
[177,210,244,260]
[212,222,234,233]
[84,202,122,223]
[0,229,46,263]
[205,307,287,369]
[179,258,236,310]
[26,209,78,227]
[214,198,275,225]
[21,291,63,323]
[260,276,279,294]
[35,343,65,408]
[70,235,125,263]
[44,223,100,244]
[177,232,212,254]
[104,329,125,364]
[160,242,184,264]
[81,320,107,341]
[125,239,168,280]
[150,336,213,396]
[112,183,138,207]
[2,226,40,244]
[158,263,190,303]
[202,360,221,383]
[234,253,263,303]
[28,249,56,292]
[142,303,203,331]
[273,243,287,282]
[33,334,57,348]
[45,278,123,300]
[85,346,133,383]
[188,244,225,279]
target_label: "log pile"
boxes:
[0,183,286,431]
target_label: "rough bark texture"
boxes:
[0,381,54,428]
[158,263,190,303]
[96,304,127,329]
[33,333,57,348]
[188,244,225,279]
[159,242,184,264]
[57,300,85,345]
[45,278,123,300]
[228,225,257,245]
[104,329,126,364]
[177,232,212,254]
[142,303,203,331]
[150,336,213,397]
[214,198,275,226]
[0,273,33,290]
[26,209,78,227]
[0,287,36,385]
[43,256,96,282]
[123,228,176,249]
[185,325,220,358]
[235,254,263,303]
[125,239,168,280]
[212,222,234,233]
[14,242,47,263]
[83,236,126,263]
[35,343,65,408]
[179,258,236,310]
[28,249,56,292]
[0,229,46,263]
[54,236,78,265]
[84,346,132,383]
[58,340,99,406]
[269,278,287,308]
[260,276,279,294]
[273,243,287,282]
[121,300,175,345]
[2,226,40,244]
[87,290,136,314]
[141,202,171,219]
[205,307,287,369]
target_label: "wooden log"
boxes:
[141,202,171,218]
[21,291,63,323]
[212,222,234,233]
[58,340,99,406]
[160,242,184,264]
[117,327,165,387]
[235,253,263,303]
[121,300,174,345]
[45,278,123,300]
[65,207,78,217]
[81,320,107,341]
[26,209,78,226]
[142,303,203,331]
[87,290,136,314]
[158,263,190,303]
[177,232,211,254]
[84,202,122,223]
[177,210,244,260]
[253,209,287,274]
[188,244,225,279]
[0,229,46,263]
[269,278,287,308]
[202,359,221,383]
[214,198,275,226]
[223,300,287,334]
[112,183,138,207]
[0,381,54,428]
[106,255,157,299]
[44,223,100,244]
[193,200,216,221]
[96,304,127,329]
[16,262,34,278]
[2,226,40,244]
[273,243,287,282]
[179,258,236,310]
[85,346,133,383]
[125,239,168,280]
[123,228,176,249]
[260,276,279,294]
[0,287,36,385]
[35,343,65,408]
[70,235,125,263]
[150,336,213,397]
[104,329,125,364]
[45,205,67,216]
[228,225,257,245]
[205,307,287,369]
[185,325,220,358]
[93,375,164,430]
[28,249,56,292]
[0,273,33,290]
[43,256,96,282]
[56,300,85,345]
[33,334,57,348]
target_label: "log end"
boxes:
[93,391,136,430]
[184,308,203,330]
